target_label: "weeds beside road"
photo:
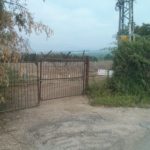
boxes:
[87,80,150,108]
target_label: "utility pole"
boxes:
[116,0,135,41]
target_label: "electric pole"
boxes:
[116,0,135,41]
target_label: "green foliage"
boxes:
[112,39,150,95]
[87,38,150,107]
[7,67,20,83]
[0,65,9,103]
[87,79,111,98]
[0,64,20,104]
[135,23,150,39]
[87,24,150,107]
[0,0,52,103]
[87,80,150,107]
[103,54,113,60]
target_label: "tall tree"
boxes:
[0,0,52,54]
[135,23,150,39]
[0,0,53,103]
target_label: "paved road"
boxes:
[0,96,150,150]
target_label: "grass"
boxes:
[90,95,150,108]
[87,79,150,108]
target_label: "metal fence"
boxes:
[39,58,89,100]
[0,62,39,112]
[0,57,89,112]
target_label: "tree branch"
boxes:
[3,0,26,9]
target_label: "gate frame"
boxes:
[83,56,89,94]
[0,57,89,113]
[39,57,89,101]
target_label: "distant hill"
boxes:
[64,48,112,58]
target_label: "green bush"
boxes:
[87,80,150,107]
[112,39,150,95]
[87,39,150,107]
[0,64,20,104]
[0,64,9,103]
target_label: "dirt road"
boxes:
[0,96,150,150]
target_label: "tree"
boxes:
[135,23,150,39]
[0,0,53,103]
[111,39,150,95]
[0,0,53,56]
[104,54,113,60]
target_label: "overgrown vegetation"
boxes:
[0,65,9,103]
[87,79,150,107]
[135,23,150,39]
[87,38,150,107]
[0,0,52,53]
[112,39,150,95]
[0,0,52,104]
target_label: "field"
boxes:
[89,60,113,84]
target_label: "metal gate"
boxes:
[39,58,89,101]
[0,62,39,112]
[0,57,89,112]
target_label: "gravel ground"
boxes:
[0,96,150,150]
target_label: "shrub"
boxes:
[0,64,9,103]
[111,39,150,95]
[87,39,150,107]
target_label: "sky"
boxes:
[26,0,150,52]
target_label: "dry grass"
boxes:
[89,60,113,85]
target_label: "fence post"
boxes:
[85,56,89,93]
[39,61,42,102]
[36,61,41,105]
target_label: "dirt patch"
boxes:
[0,96,150,150]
